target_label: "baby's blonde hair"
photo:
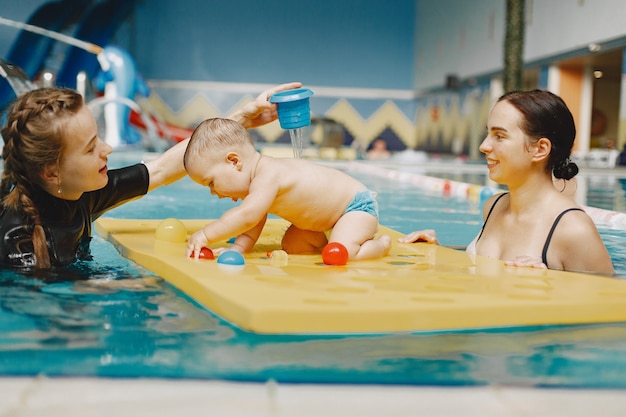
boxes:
[184,118,254,169]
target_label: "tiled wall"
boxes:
[144,81,493,156]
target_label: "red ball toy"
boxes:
[322,242,349,266]
[189,247,214,260]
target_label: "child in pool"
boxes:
[184,118,391,261]
[0,82,300,270]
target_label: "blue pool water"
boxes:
[1,154,626,387]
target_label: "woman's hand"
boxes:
[229,82,302,129]
[504,255,547,269]
[397,229,439,244]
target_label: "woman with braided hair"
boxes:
[400,89,614,275]
[0,82,301,270]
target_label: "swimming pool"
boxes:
[1,153,626,387]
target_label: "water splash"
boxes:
[289,128,304,158]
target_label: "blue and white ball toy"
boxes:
[217,250,246,269]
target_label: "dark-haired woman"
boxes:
[400,89,614,275]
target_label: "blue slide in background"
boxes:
[55,0,135,90]
[1,0,135,109]
[0,0,87,110]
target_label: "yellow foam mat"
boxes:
[95,218,626,334]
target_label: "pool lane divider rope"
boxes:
[347,162,626,230]
[346,162,500,206]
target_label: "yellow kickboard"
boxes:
[95,218,626,334]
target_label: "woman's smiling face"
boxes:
[479,100,535,185]
[56,106,113,200]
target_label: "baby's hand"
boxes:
[504,255,547,269]
[212,246,229,257]
[397,229,439,245]
[186,230,209,259]
[212,246,244,257]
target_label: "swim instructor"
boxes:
[0,82,301,270]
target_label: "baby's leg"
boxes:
[329,211,391,260]
[282,224,328,254]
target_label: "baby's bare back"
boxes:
[263,157,367,231]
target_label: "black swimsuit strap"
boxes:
[541,208,584,267]
[475,192,508,244]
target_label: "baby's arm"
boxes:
[187,175,278,258]
[227,215,267,254]
[186,206,267,259]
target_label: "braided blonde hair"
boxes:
[1,87,84,269]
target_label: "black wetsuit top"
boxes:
[476,192,584,268]
[0,164,149,269]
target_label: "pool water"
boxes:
[1,155,626,387]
